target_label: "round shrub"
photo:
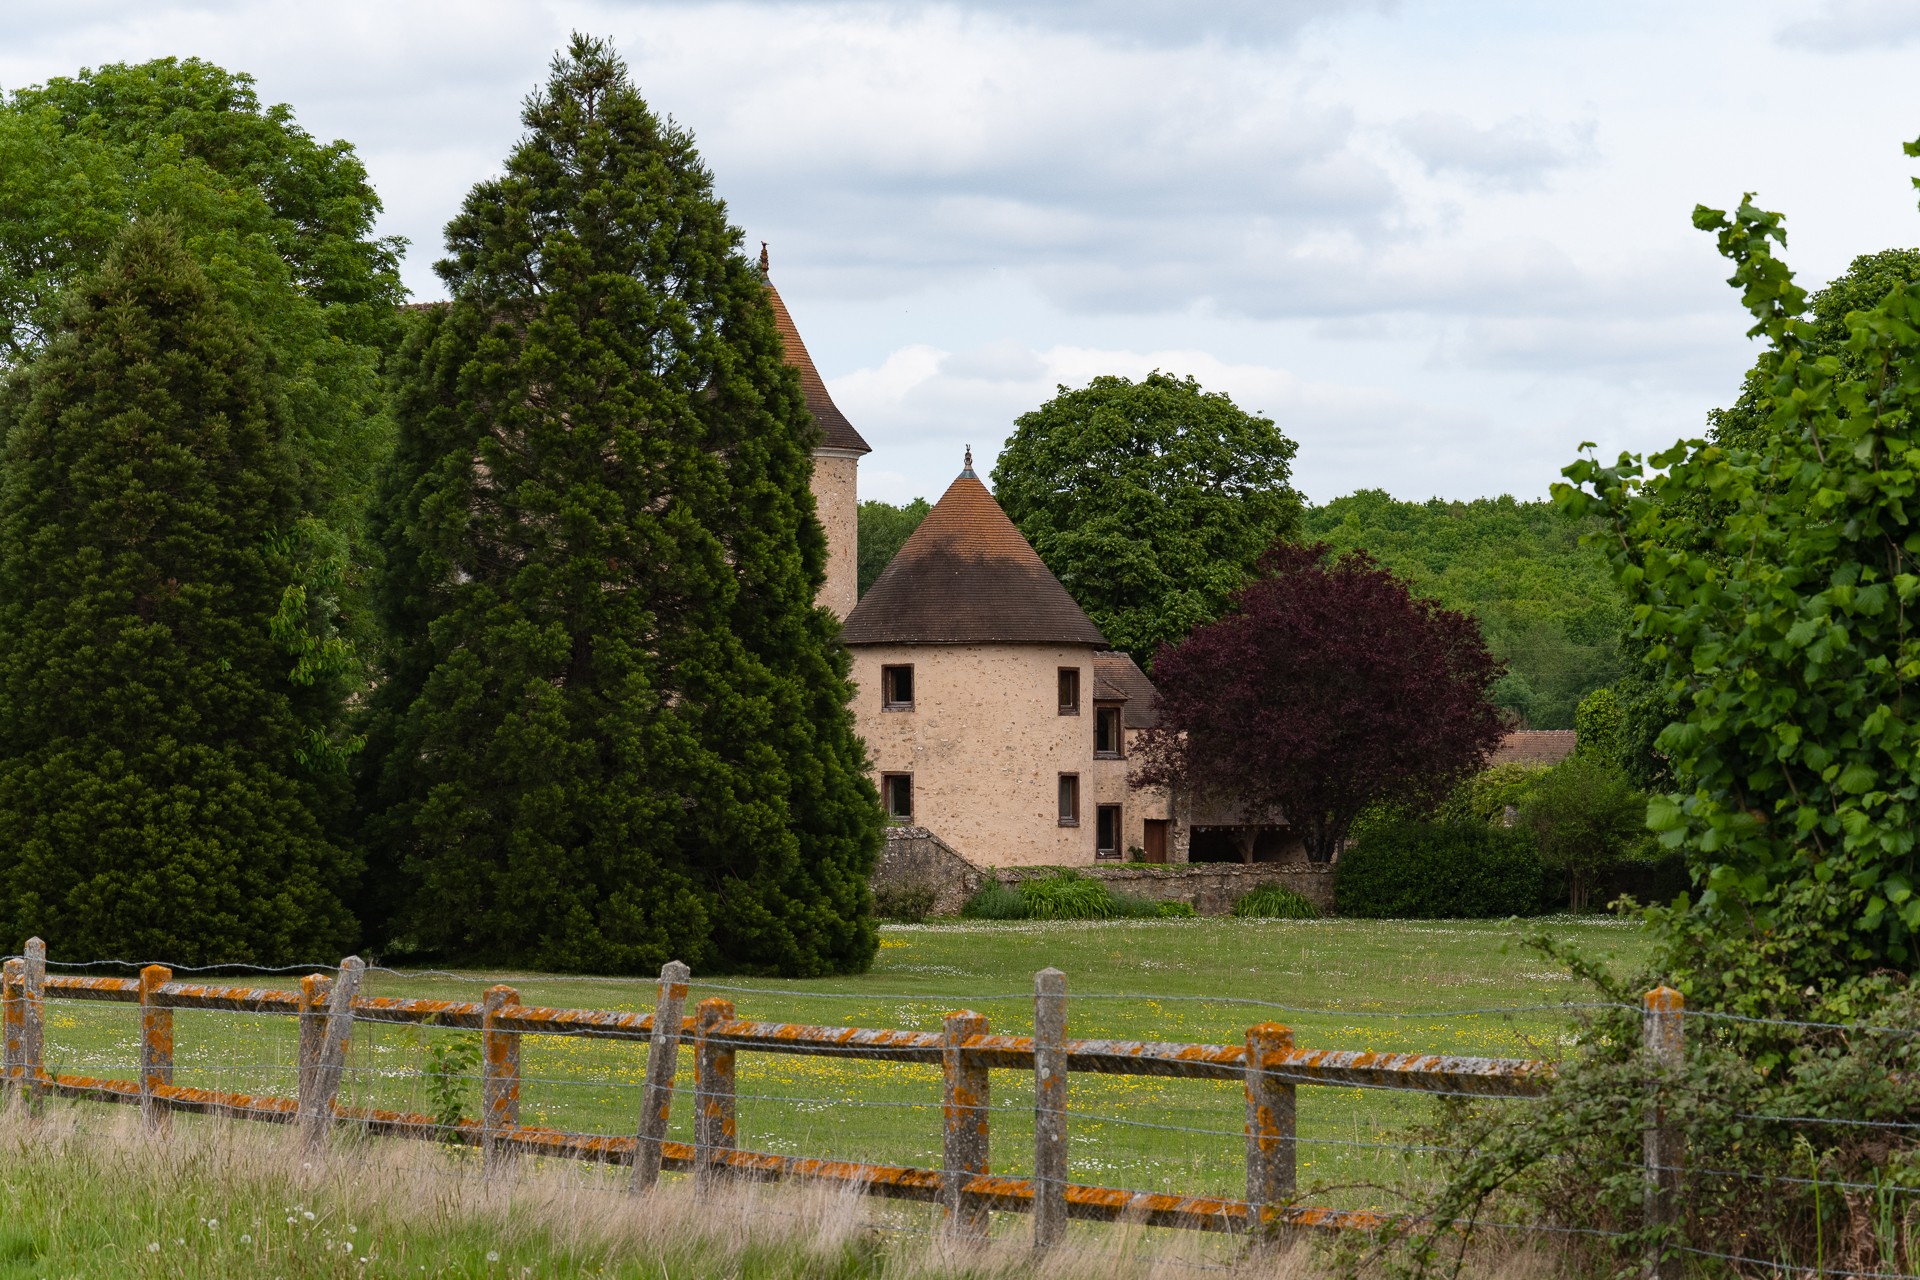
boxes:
[1154,900,1198,919]
[1335,819,1542,919]
[1231,885,1320,920]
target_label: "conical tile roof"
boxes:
[763,258,869,455]
[843,461,1106,647]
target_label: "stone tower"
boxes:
[762,248,869,618]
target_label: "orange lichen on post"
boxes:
[1,957,22,1101]
[1244,1022,1297,1237]
[482,984,521,1170]
[941,1009,991,1236]
[138,965,173,1131]
[694,997,737,1184]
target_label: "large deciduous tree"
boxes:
[0,223,357,963]
[0,58,406,711]
[363,36,881,976]
[991,372,1301,667]
[1559,165,1920,1010]
[1133,543,1506,862]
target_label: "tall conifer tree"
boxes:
[0,223,356,963]
[364,37,880,975]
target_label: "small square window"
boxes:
[1095,804,1122,858]
[882,664,915,711]
[882,773,914,821]
[1094,705,1122,757]
[1058,773,1080,826]
[1058,667,1080,715]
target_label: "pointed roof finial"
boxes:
[759,241,769,275]
[960,445,975,478]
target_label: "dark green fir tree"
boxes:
[0,223,357,963]
[363,36,881,975]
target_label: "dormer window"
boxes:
[882,664,915,711]
[1058,667,1080,715]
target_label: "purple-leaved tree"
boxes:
[1131,543,1507,863]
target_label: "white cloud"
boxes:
[1,0,1915,508]
[1777,0,1920,51]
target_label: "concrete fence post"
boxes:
[300,956,364,1149]
[1033,968,1068,1252]
[482,984,521,1171]
[21,939,43,1111]
[941,1009,991,1238]
[693,997,737,1185]
[138,964,174,1132]
[630,960,690,1193]
[1244,1022,1296,1239]
[1,957,21,1105]
[1643,985,1684,1280]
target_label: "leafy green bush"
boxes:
[1020,871,1120,920]
[873,884,937,922]
[1335,819,1541,918]
[959,881,1028,920]
[1154,900,1198,918]
[1231,885,1319,920]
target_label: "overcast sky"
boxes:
[8,0,1920,505]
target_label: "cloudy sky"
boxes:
[8,0,1920,505]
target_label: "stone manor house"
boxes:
[768,261,1285,869]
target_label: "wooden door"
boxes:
[1143,820,1170,864]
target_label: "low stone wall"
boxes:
[994,862,1336,916]
[873,826,986,917]
[875,826,1338,917]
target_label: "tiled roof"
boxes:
[842,468,1106,647]
[1489,729,1577,768]
[1093,651,1159,728]
[763,272,870,455]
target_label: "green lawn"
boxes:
[34,917,1656,1216]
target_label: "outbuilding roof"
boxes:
[761,251,870,455]
[1093,651,1160,728]
[842,461,1107,647]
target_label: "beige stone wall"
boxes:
[851,643,1171,867]
[811,449,860,619]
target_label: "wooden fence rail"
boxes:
[1,939,1671,1248]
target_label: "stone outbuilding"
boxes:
[841,457,1177,867]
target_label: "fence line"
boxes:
[3,940,1715,1257]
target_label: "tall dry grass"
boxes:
[0,1100,1583,1278]
[0,1100,1322,1278]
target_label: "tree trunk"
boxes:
[1569,870,1588,913]
[1234,829,1257,865]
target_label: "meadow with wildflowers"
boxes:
[30,916,1651,1217]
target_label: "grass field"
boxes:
[29,916,1656,1221]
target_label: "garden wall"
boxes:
[874,827,1337,916]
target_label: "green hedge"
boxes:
[960,871,1194,921]
[1231,885,1320,920]
[1336,819,1542,919]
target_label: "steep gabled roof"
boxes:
[843,463,1106,647]
[1093,651,1159,728]
[762,258,870,455]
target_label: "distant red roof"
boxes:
[843,468,1106,647]
[763,272,870,456]
[1489,730,1577,768]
